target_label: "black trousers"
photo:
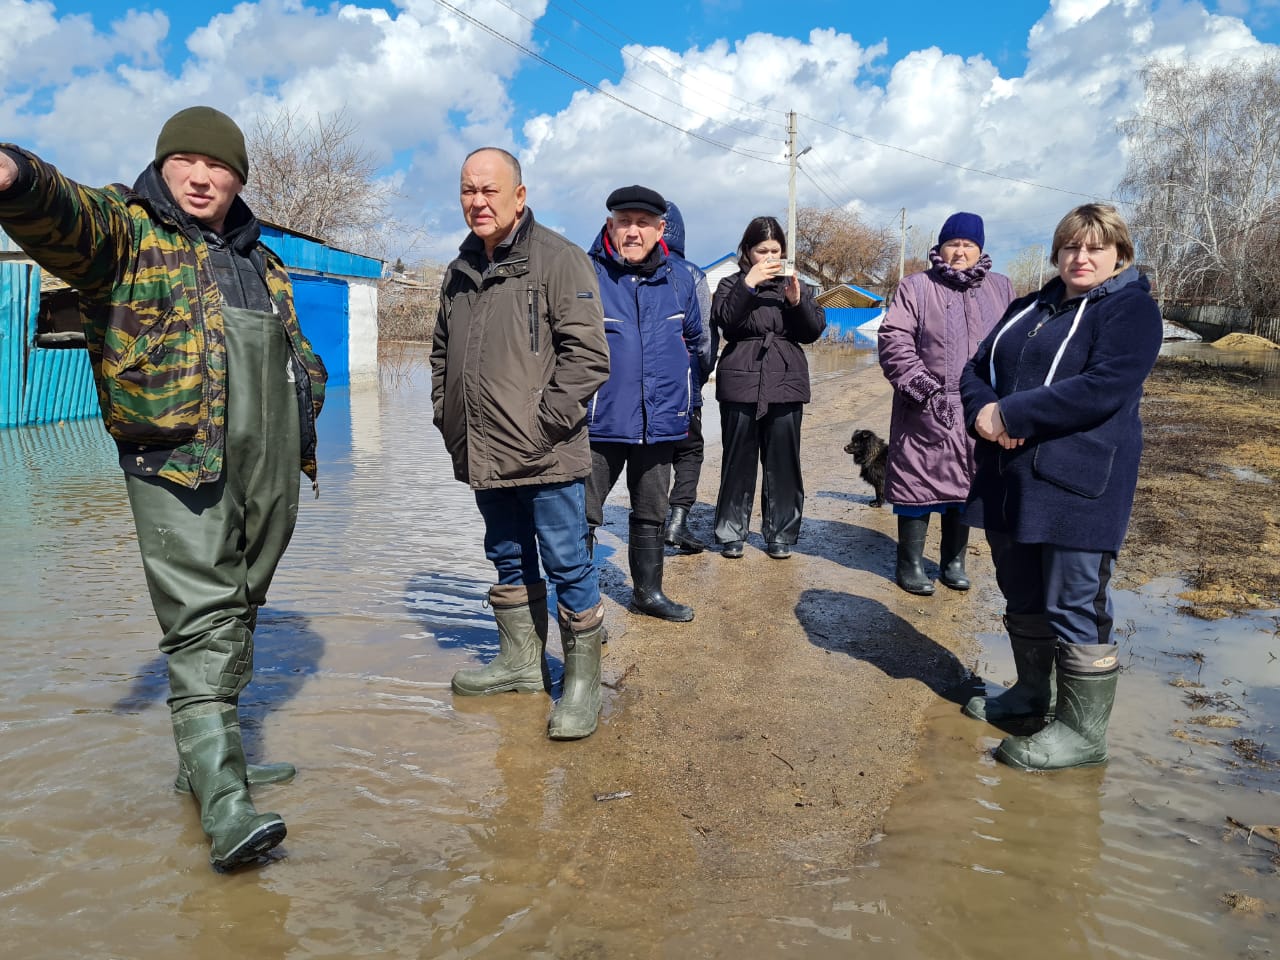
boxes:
[714,401,804,545]
[585,441,675,528]
[667,407,704,511]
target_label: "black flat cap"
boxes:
[606,184,666,216]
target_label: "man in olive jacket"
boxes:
[431,147,610,741]
[0,107,327,871]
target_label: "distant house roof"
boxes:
[817,283,884,308]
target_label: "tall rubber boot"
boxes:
[938,510,971,591]
[452,582,550,695]
[175,762,296,794]
[963,613,1058,722]
[548,602,605,740]
[173,703,287,870]
[995,643,1119,771]
[895,515,934,596]
[664,505,706,553]
[628,519,694,622]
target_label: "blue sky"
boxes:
[4,0,1280,268]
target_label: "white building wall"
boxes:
[347,278,379,382]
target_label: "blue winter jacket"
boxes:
[959,266,1162,552]
[587,227,704,443]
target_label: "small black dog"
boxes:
[844,428,888,507]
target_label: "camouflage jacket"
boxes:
[0,146,326,488]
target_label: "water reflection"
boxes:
[1161,340,1280,397]
[0,352,1276,958]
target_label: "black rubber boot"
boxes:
[548,602,605,740]
[895,515,934,596]
[173,703,287,871]
[664,505,706,553]
[963,613,1058,723]
[938,510,971,590]
[996,643,1119,771]
[629,519,694,622]
[452,582,550,695]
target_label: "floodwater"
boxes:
[1,349,1276,959]
[1161,339,1280,398]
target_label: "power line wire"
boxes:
[429,0,787,163]
[554,0,788,123]
[485,0,781,146]
[432,1,1133,205]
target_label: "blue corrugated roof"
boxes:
[259,225,383,279]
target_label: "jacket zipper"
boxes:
[527,286,540,354]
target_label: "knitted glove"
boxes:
[927,391,955,429]
[899,370,943,406]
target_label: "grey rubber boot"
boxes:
[963,613,1058,723]
[452,582,550,696]
[664,505,706,553]
[176,762,295,794]
[629,519,694,622]
[995,642,1120,771]
[938,510,971,590]
[548,602,605,740]
[173,703,287,870]
[895,515,934,596]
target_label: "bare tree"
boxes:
[1119,56,1280,318]
[793,206,895,289]
[1004,243,1050,297]
[242,106,417,257]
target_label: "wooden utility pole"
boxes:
[786,112,801,274]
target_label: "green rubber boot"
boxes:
[547,602,605,741]
[452,582,550,696]
[175,762,296,794]
[995,643,1119,771]
[963,613,1058,723]
[173,703,287,870]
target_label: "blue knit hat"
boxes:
[938,212,984,250]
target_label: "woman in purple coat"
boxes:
[878,213,1013,595]
[960,204,1162,771]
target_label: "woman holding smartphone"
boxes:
[711,216,826,559]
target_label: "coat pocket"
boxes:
[1032,433,1115,499]
[102,309,201,444]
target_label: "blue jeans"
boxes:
[986,530,1116,646]
[474,480,600,615]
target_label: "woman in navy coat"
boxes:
[959,204,1162,771]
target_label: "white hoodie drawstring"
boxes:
[989,297,1089,389]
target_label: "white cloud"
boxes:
[1,0,1276,273]
[511,0,1277,272]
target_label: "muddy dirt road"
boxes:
[554,352,1280,914]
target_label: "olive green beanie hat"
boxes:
[154,106,249,183]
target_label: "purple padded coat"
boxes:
[878,266,1014,507]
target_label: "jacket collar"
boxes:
[460,207,534,274]
[1040,264,1145,310]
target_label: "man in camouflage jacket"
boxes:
[0,106,326,871]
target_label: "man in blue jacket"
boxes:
[586,185,703,622]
